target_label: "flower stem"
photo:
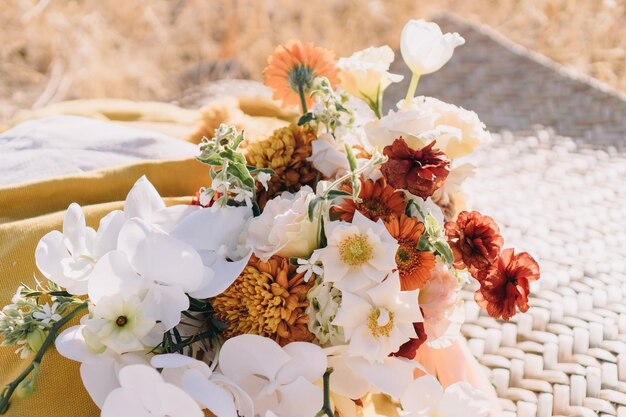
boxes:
[298,84,308,114]
[0,301,88,414]
[315,368,335,417]
[404,72,421,104]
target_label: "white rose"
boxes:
[308,133,350,178]
[337,46,403,102]
[248,186,319,260]
[364,96,490,159]
[400,20,465,76]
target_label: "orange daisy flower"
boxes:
[333,178,407,222]
[263,40,339,112]
[384,213,436,290]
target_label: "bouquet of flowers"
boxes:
[0,19,540,417]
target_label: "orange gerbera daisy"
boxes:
[384,214,436,290]
[333,178,407,222]
[263,40,339,112]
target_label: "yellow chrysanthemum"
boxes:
[212,256,314,346]
[242,124,318,208]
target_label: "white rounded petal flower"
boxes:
[400,20,465,76]
[315,211,398,292]
[101,364,203,417]
[332,273,422,362]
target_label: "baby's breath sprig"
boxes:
[299,77,355,137]
[0,280,87,413]
[197,124,274,210]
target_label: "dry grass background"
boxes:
[1,0,625,123]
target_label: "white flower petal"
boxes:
[219,334,291,382]
[182,369,239,417]
[439,382,489,417]
[401,375,443,416]
[274,377,323,417]
[87,251,143,304]
[55,325,92,362]
[190,250,252,298]
[142,284,188,331]
[124,176,166,221]
[94,210,125,257]
[101,387,149,417]
[276,342,327,385]
[348,356,415,398]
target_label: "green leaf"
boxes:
[221,148,247,165]
[434,240,454,264]
[417,234,434,252]
[232,133,245,149]
[298,112,315,126]
[344,144,358,172]
[196,153,223,166]
[308,197,323,222]
[319,215,328,248]
[326,189,352,199]
[426,210,441,237]
[226,163,255,188]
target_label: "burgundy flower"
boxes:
[391,319,427,360]
[380,138,450,200]
[475,248,540,320]
[445,210,504,275]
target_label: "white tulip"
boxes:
[401,20,465,76]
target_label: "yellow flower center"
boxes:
[367,308,394,338]
[339,234,373,266]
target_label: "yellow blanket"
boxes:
[0,96,289,416]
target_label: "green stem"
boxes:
[298,84,308,114]
[0,301,88,414]
[315,368,335,417]
[404,72,421,104]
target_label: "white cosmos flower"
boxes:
[315,211,398,292]
[35,203,124,295]
[333,273,422,362]
[400,20,465,76]
[218,334,326,417]
[55,325,150,408]
[400,375,489,417]
[247,186,318,260]
[82,294,156,355]
[101,364,203,417]
[337,46,403,103]
[151,354,253,417]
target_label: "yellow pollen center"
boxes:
[367,308,394,338]
[339,234,373,266]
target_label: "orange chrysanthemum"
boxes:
[475,248,540,320]
[333,178,407,222]
[384,214,436,290]
[263,40,339,111]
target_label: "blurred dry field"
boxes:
[1,0,625,123]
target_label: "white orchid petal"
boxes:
[274,377,323,417]
[276,342,327,385]
[348,356,415,398]
[189,250,252,298]
[219,335,291,382]
[142,284,188,331]
[400,375,443,416]
[124,176,166,221]
[87,251,142,304]
[55,325,93,362]
[94,210,125,257]
[182,369,239,417]
[101,387,149,417]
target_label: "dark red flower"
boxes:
[391,319,427,360]
[445,210,504,275]
[380,138,450,200]
[475,248,540,320]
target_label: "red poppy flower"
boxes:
[380,138,450,200]
[445,210,503,275]
[475,248,540,320]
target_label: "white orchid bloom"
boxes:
[247,186,318,261]
[218,334,326,417]
[325,345,416,400]
[123,176,201,232]
[314,211,398,293]
[55,325,150,408]
[101,364,203,417]
[151,354,253,417]
[400,20,465,77]
[171,204,253,298]
[333,273,422,362]
[35,203,124,295]
[400,375,489,417]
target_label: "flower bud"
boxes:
[16,379,36,399]
[27,328,47,352]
